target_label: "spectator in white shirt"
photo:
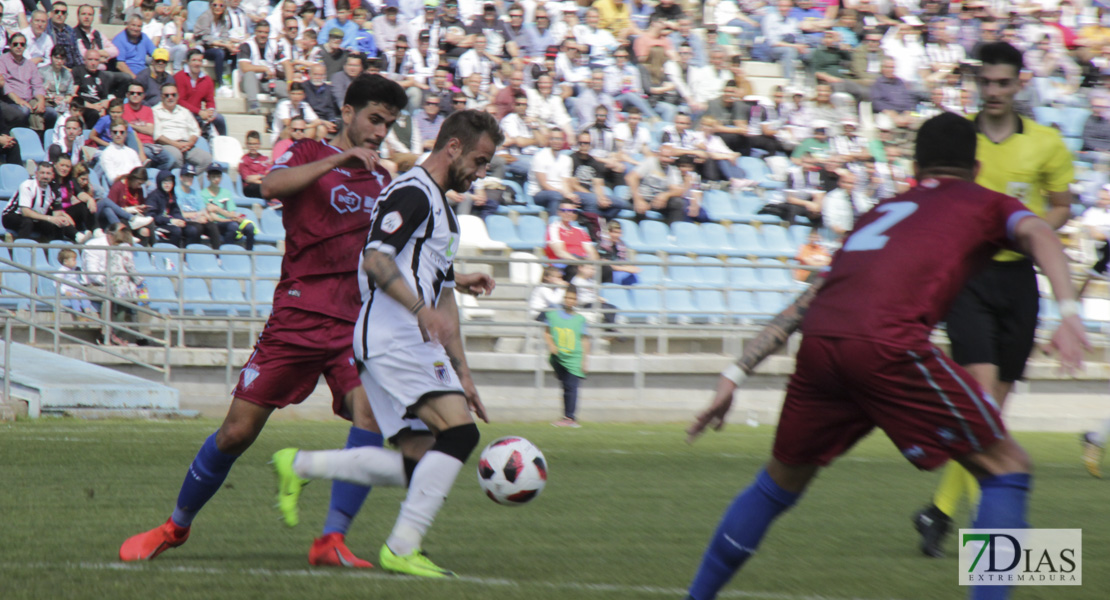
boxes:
[272,82,324,143]
[21,10,54,65]
[613,105,652,162]
[497,92,545,180]
[152,82,212,171]
[529,128,577,214]
[100,118,144,184]
[526,73,573,141]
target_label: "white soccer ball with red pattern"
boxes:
[477,436,547,506]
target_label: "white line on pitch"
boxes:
[0,561,906,600]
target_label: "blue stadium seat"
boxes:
[516,215,547,251]
[637,220,677,254]
[0,163,29,199]
[1033,106,1061,128]
[186,0,207,32]
[666,254,701,284]
[150,243,183,272]
[12,128,45,164]
[600,284,632,319]
[45,241,73,268]
[755,290,788,314]
[664,288,699,322]
[143,276,179,315]
[697,257,728,287]
[0,271,32,310]
[36,272,57,308]
[181,278,215,315]
[185,246,220,272]
[1060,107,1091,138]
[219,245,252,277]
[757,258,798,290]
[693,289,728,322]
[735,193,782,225]
[728,258,761,290]
[250,279,276,317]
[700,222,743,257]
[728,289,761,320]
[672,221,717,255]
[738,156,785,190]
[211,279,249,315]
[760,226,796,258]
[636,254,664,285]
[788,225,813,248]
[256,207,285,245]
[730,224,763,257]
[131,248,161,275]
[614,218,645,251]
[43,128,54,150]
[485,215,527,250]
[254,253,282,277]
[500,179,542,215]
[626,288,662,322]
[704,190,743,222]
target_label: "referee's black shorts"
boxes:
[945,259,1040,383]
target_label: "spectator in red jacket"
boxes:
[173,49,227,138]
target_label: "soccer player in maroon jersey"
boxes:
[682,113,1089,600]
[119,75,494,568]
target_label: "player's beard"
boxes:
[446,156,474,193]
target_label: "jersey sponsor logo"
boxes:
[433,361,451,384]
[331,184,372,215]
[241,365,261,389]
[380,210,403,233]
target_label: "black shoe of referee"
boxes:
[913,504,952,558]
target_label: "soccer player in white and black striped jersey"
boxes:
[272,109,503,578]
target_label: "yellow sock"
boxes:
[932,462,970,517]
[965,468,981,515]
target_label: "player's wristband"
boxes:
[409,298,425,316]
[1059,299,1080,319]
[721,364,747,386]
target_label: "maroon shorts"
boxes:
[772,336,1007,471]
[233,307,361,419]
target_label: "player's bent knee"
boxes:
[432,423,481,463]
[961,437,1032,478]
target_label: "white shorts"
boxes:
[360,342,464,439]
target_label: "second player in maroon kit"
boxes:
[120,75,413,569]
[683,113,1088,600]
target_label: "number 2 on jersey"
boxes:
[843,201,918,252]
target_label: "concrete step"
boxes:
[744,61,783,78]
[224,115,272,149]
[749,76,790,98]
[0,341,183,419]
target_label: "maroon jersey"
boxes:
[802,177,1035,347]
[269,139,391,323]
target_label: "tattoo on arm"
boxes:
[735,278,824,375]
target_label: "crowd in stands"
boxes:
[6,0,1110,313]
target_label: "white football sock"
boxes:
[1098,418,1110,446]
[386,450,463,556]
[293,447,406,487]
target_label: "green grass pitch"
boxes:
[0,418,1107,599]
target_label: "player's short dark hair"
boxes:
[160,81,178,93]
[626,106,641,116]
[50,46,66,59]
[565,283,578,296]
[915,112,977,171]
[255,20,270,30]
[978,42,1023,73]
[433,109,505,153]
[246,130,260,141]
[186,48,204,61]
[343,73,408,113]
[289,81,305,94]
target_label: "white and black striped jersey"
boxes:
[355,166,460,360]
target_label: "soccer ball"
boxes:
[477,436,547,506]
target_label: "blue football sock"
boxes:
[969,473,1031,600]
[322,426,384,536]
[688,469,801,600]
[171,432,239,528]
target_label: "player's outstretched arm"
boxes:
[363,247,455,344]
[686,277,825,443]
[454,271,496,296]
[261,147,381,200]
[438,288,489,423]
[1013,215,1091,373]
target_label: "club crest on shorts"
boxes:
[433,361,451,384]
[241,365,261,389]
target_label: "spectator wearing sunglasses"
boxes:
[0,33,56,131]
[47,3,80,69]
[99,117,144,185]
